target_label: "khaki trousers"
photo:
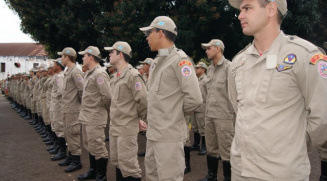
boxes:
[109,134,141,178]
[319,141,327,161]
[82,124,108,160]
[31,101,36,113]
[231,168,309,181]
[145,140,185,181]
[192,112,205,136]
[63,113,81,155]
[42,100,50,125]
[205,117,235,160]
[52,111,64,137]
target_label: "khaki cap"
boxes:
[140,16,177,36]
[54,58,65,67]
[104,41,132,58]
[105,63,114,68]
[201,39,225,51]
[195,62,207,69]
[139,58,153,65]
[78,46,102,59]
[57,47,77,57]
[228,0,287,16]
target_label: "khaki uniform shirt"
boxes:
[45,76,54,109]
[110,64,147,137]
[206,57,234,119]
[194,74,207,113]
[39,76,48,100]
[142,73,149,84]
[62,65,84,113]
[147,46,202,142]
[228,31,327,181]
[109,74,115,87]
[79,65,111,126]
[50,72,64,112]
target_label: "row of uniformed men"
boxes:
[5,2,327,180]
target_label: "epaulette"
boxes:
[176,49,188,59]
[128,67,140,77]
[231,43,251,61]
[286,35,317,53]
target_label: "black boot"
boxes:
[95,157,108,181]
[116,167,123,181]
[59,151,72,166]
[78,153,97,180]
[51,137,67,161]
[24,110,32,120]
[191,133,200,151]
[197,156,219,181]
[43,125,53,142]
[222,161,231,181]
[65,155,82,173]
[321,161,327,181]
[199,136,207,155]
[47,140,58,151]
[184,146,191,174]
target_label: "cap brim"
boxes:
[139,61,146,64]
[78,51,87,55]
[104,47,114,51]
[57,52,63,55]
[139,26,153,32]
[201,43,211,49]
[228,0,241,9]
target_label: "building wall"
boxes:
[0,56,49,80]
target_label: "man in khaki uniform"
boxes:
[57,47,83,173]
[105,41,147,181]
[50,59,68,161]
[35,66,48,135]
[77,46,111,181]
[104,63,116,142]
[198,39,235,181]
[319,42,327,181]
[139,58,152,84]
[192,62,208,155]
[140,16,202,181]
[29,69,38,125]
[228,0,327,180]
[137,58,153,157]
[30,69,40,127]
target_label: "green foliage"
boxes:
[5,0,327,65]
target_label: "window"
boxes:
[33,63,39,68]
[1,63,5,72]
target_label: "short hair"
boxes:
[65,55,77,63]
[155,28,176,42]
[87,53,102,63]
[258,0,284,24]
[116,50,131,62]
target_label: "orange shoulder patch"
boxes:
[178,60,192,67]
[310,53,327,65]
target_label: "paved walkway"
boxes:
[0,94,321,181]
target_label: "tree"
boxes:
[5,0,326,65]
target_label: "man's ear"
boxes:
[267,1,278,18]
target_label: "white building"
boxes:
[0,43,49,80]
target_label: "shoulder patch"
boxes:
[287,36,317,53]
[179,59,192,66]
[310,53,327,65]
